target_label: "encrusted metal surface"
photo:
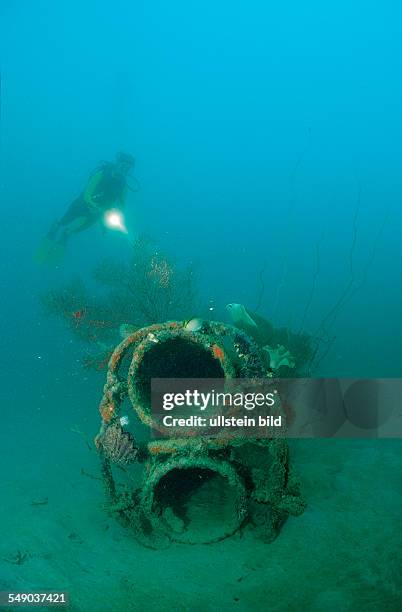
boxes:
[95,320,305,547]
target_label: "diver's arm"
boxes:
[83,171,103,208]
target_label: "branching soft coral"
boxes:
[41,278,88,319]
[40,236,198,355]
[41,277,118,345]
[92,235,197,324]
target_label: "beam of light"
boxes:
[103,209,128,233]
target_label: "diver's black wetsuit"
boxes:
[58,196,97,231]
[51,163,127,239]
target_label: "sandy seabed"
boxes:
[1,425,401,611]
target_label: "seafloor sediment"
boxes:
[1,398,400,612]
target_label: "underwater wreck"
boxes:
[95,319,306,547]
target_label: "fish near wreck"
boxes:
[226,303,274,345]
[226,302,314,373]
[183,317,205,332]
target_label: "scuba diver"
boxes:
[37,152,136,263]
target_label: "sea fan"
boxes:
[98,422,138,464]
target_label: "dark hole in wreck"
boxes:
[153,467,240,542]
[135,337,225,409]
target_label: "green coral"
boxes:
[263,344,296,371]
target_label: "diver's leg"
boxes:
[59,214,98,242]
[46,220,62,241]
[47,199,82,241]
[51,198,94,243]
[59,197,87,224]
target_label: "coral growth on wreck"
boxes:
[96,421,139,465]
[262,344,296,371]
[92,236,196,324]
[41,236,198,369]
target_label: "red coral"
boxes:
[212,344,224,360]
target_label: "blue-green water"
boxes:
[1,1,401,610]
